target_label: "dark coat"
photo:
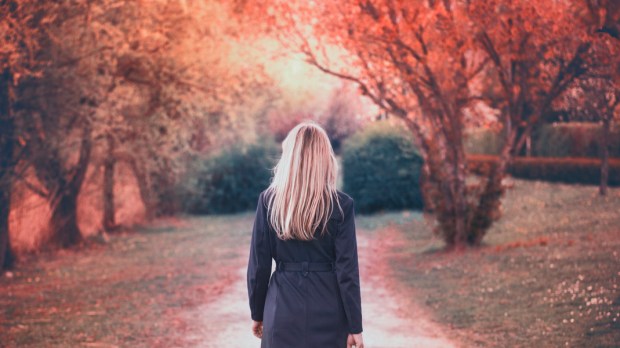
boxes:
[247,189,363,348]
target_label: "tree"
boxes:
[103,0,278,218]
[8,0,277,251]
[14,2,112,247]
[472,0,593,163]
[0,0,51,268]
[584,0,620,195]
[0,67,15,269]
[559,5,620,195]
[570,79,619,195]
[242,0,600,249]
[244,0,502,248]
[267,83,367,152]
[318,83,368,153]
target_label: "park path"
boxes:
[180,231,457,348]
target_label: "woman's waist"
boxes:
[275,260,335,274]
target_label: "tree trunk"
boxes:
[0,68,15,269]
[514,125,529,157]
[45,122,92,248]
[49,191,82,247]
[451,144,469,249]
[128,156,157,219]
[0,190,14,270]
[102,134,116,231]
[525,134,532,157]
[468,118,518,246]
[599,116,610,196]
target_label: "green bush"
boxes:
[184,139,279,214]
[341,121,424,213]
[468,154,620,186]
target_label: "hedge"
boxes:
[465,123,620,158]
[468,154,620,186]
[532,123,620,158]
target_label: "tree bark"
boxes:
[469,125,518,244]
[599,115,610,195]
[102,133,116,231]
[49,190,82,247]
[525,134,532,157]
[46,122,92,248]
[0,189,14,270]
[451,132,469,249]
[128,156,157,219]
[0,68,15,269]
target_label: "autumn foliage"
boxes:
[1,0,619,268]
[0,0,276,268]
[240,0,620,248]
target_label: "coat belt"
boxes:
[276,261,335,276]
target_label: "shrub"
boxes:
[341,121,424,213]
[468,154,620,186]
[183,138,279,214]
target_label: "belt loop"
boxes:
[331,262,335,272]
[278,260,283,272]
[302,261,309,277]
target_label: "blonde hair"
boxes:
[265,121,343,241]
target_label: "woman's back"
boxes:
[268,189,350,263]
[248,188,362,348]
[246,121,363,348]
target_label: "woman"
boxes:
[247,121,364,348]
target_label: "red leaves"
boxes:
[493,236,549,252]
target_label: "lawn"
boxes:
[0,178,618,347]
[0,214,256,347]
[364,178,620,347]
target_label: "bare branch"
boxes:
[11,173,49,198]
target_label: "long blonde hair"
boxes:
[265,121,342,241]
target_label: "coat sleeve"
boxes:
[247,191,273,322]
[334,197,363,334]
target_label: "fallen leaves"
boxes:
[493,236,550,252]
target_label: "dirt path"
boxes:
[355,231,457,348]
[180,232,457,348]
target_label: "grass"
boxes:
[0,178,618,347]
[0,214,256,347]
[363,178,620,347]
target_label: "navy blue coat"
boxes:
[247,189,363,348]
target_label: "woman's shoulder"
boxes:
[335,189,354,205]
[331,190,354,221]
[258,188,272,209]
